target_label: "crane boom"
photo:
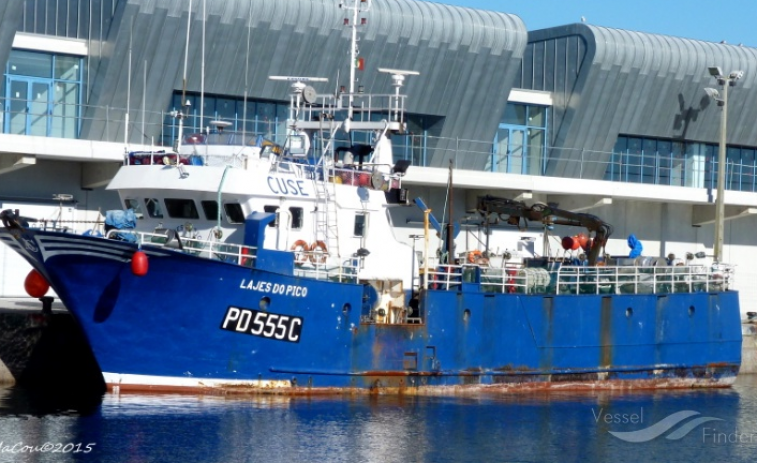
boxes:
[475,195,614,265]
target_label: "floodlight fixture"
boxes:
[708,66,723,77]
[703,87,720,99]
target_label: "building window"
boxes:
[164,92,289,148]
[606,135,757,192]
[488,103,548,175]
[166,92,444,168]
[3,50,82,138]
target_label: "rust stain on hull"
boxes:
[105,375,737,397]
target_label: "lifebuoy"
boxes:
[310,240,328,264]
[290,240,310,265]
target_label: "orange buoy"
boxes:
[582,238,593,252]
[575,233,589,249]
[24,269,50,298]
[561,236,574,250]
[131,250,149,276]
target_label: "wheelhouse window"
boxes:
[264,205,279,227]
[124,199,143,219]
[144,198,163,218]
[354,213,367,237]
[165,198,199,219]
[290,207,303,229]
[223,203,245,224]
[201,200,219,221]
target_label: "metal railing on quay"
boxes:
[5,97,757,194]
[0,96,287,149]
[400,135,757,193]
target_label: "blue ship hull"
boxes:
[1,227,742,394]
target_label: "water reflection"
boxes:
[0,385,102,416]
[0,376,754,462]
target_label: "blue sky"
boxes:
[437,0,757,47]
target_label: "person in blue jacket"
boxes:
[627,234,643,258]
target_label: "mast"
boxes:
[341,0,370,120]
[446,160,454,264]
[200,0,205,135]
[125,18,132,151]
[242,3,253,144]
[176,0,193,153]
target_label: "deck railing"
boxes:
[104,229,359,283]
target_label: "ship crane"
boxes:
[475,195,614,265]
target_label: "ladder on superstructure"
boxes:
[312,125,341,262]
[312,163,340,262]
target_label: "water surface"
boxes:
[1,376,756,462]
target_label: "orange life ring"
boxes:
[310,241,328,264]
[290,240,310,265]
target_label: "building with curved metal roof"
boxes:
[520,24,757,180]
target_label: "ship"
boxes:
[0,0,741,394]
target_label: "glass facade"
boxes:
[487,103,548,175]
[164,92,289,146]
[392,115,443,167]
[2,50,83,138]
[165,91,438,166]
[607,135,757,192]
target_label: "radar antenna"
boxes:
[378,68,420,124]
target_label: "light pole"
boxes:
[704,66,743,263]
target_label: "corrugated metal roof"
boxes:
[527,24,757,179]
[0,1,23,70]
[82,0,527,157]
